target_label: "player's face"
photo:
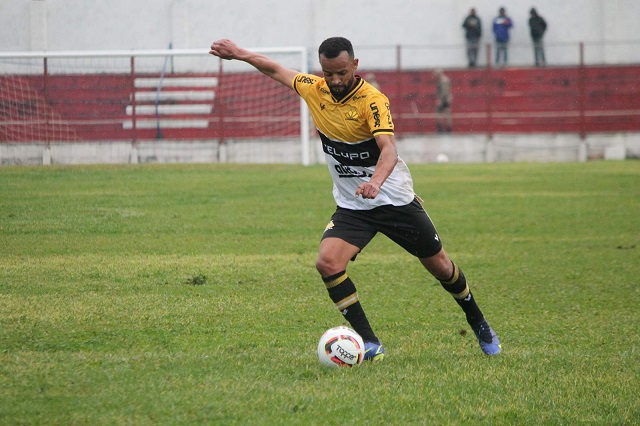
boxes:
[320,51,359,99]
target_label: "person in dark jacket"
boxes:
[529,8,547,66]
[434,69,452,133]
[462,8,482,67]
[492,7,513,66]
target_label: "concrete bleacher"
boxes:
[123,76,217,131]
[367,65,640,135]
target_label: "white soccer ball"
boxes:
[436,153,450,163]
[317,326,365,368]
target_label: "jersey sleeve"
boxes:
[364,93,394,136]
[292,73,320,99]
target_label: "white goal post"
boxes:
[0,47,312,166]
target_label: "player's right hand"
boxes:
[209,39,237,60]
[355,181,380,199]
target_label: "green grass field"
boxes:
[1,161,639,425]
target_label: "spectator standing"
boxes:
[492,7,513,67]
[364,73,381,90]
[434,69,452,133]
[462,8,482,67]
[529,8,547,66]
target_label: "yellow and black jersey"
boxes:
[292,73,415,210]
[293,73,394,143]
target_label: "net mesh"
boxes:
[0,50,306,146]
[0,65,79,143]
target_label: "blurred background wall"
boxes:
[2,0,639,67]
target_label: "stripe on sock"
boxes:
[323,272,349,289]
[452,284,470,300]
[335,293,360,311]
[440,262,470,299]
[441,262,460,285]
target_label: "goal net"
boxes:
[0,48,311,165]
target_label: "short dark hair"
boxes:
[318,37,354,59]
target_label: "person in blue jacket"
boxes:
[492,7,513,66]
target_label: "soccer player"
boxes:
[209,37,501,360]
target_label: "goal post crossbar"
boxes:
[0,46,307,59]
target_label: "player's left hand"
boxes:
[355,182,380,199]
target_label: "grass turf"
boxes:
[1,161,639,424]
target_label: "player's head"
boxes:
[318,37,359,99]
[318,37,354,60]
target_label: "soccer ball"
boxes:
[317,326,365,368]
[436,153,450,163]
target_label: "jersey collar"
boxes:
[329,76,365,104]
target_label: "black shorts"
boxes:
[321,198,443,259]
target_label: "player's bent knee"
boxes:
[315,255,345,277]
[315,256,333,276]
[420,249,453,280]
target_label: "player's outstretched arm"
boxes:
[209,39,298,89]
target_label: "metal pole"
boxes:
[43,57,49,148]
[395,44,402,137]
[299,47,310,166]
[130,56,137,145]
[578,42,586,140]
[485,43,493,139]
[217,58,225,148]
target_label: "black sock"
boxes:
[439,262,484,326]
[323,271,378,343]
